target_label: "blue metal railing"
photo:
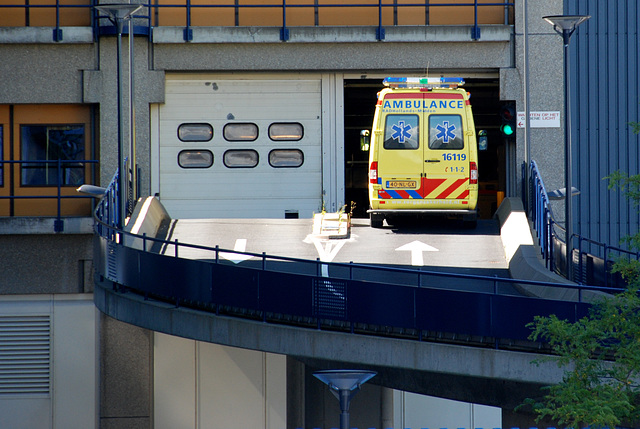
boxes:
[0,159,98,232]
[1,1,514,42]
[93,168,620,350]
[525,160,639,287]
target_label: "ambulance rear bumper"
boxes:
[367,209,476,216]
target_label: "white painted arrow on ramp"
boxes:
[220,239,253,264]
[395,240,438,266]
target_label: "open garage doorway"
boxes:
[343,75,506,219]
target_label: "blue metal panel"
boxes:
[568,1,640,255]
[348,281,416,328]
[415,288,492,337]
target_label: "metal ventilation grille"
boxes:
[0,316,51,395]
[313,278,347,319]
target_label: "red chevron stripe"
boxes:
[436,178,468,199]
[421,178,446,197]
[457,189,469,199]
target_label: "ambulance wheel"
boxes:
[370,214,384,228]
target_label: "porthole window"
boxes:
[269,149,304,168]
[178,150,214,168]
[223,123,258,141]
[268,123,303,141]
[223,150,259,168]
[178,123,213,142]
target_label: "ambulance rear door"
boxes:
[421,92,472,209]
[375,93,423,201]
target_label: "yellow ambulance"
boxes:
[365,77,479,228]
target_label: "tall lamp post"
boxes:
[313,369,377,429]
[543,14,590,281]
[94,3,142,228]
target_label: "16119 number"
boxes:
[441,153,467,161]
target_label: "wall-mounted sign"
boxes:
[517,111,561,128]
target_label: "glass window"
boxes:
[428,114,464,150]
[178,123,213,142]
[21,125,85,186]
[178,150,214,168]
[268,123,303,141]
[269,149,304,168]
[223,123,258,141]
[223,150,259,168]
[383,115,419,149]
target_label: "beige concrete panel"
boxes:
[100,314,151,428]
[154,333,196,429]
[52,296,98,429]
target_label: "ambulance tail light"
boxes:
[369,161,378,184]
[383,77,465,89]
[470,162,478,185]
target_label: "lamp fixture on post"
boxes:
[94,3,142,229]
[542,14,590,281]
[313,369,376,429]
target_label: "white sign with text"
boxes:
[517,111,561,128]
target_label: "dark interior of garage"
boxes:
[343,76,507,219]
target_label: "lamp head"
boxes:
[543,15,590,44]
[313,370,377,391]
[95,3,142,22]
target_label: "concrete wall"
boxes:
[0,2,571,428]
[154,333,286,429]
[512,0,566,199]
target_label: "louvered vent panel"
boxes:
[0,316,51,395]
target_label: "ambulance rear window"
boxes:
[428,115,464,150]
[383,114,419,150]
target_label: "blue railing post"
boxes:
[280,0,290,41]
[376,0,385,40]
[53,0,63,41]
[471,0,481,40]
[184,0,193,41]
[54,159,64,232]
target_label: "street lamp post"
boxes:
[94,3,142,228]
[543,14,590,281]
[313,369,377,429]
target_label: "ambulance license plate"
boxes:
[386,180,417,188]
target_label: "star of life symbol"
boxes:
[435,121,456,143]
[391,120,413,143]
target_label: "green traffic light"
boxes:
[501,123,514,136]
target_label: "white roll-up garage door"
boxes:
[157,76,323,219]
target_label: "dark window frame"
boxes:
[19,123,86,187]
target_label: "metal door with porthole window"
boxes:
[157,77,323,219]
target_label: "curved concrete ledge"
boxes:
[124,196,171,250]
[496,198,608,302]
[94,278,563,408]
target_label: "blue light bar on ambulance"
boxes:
[383,77,465,89]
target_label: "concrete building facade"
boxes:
[1,0,617,428]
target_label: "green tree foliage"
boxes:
[523,120,640,428]
[526,285,640,428]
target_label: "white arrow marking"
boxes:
[310,237,347,263]
[303,236,348,277]
[395,240,439,266]
[220,239,253,264]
